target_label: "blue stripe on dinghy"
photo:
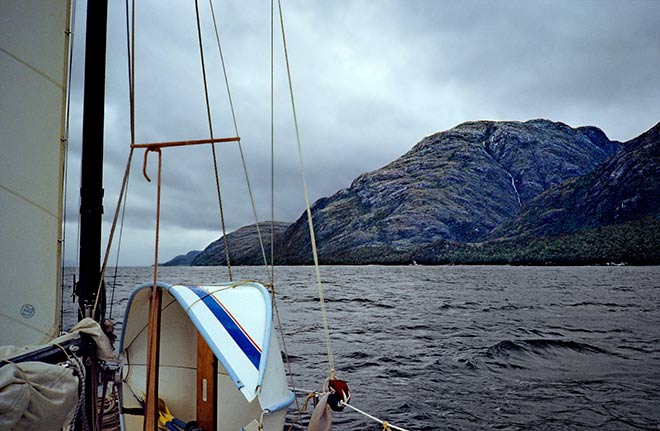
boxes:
[187,286,261,369]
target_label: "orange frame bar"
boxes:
[131,136,240,150]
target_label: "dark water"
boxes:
[63,265,660,430]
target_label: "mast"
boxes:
[76,1,109,430]
[78,0,108,320]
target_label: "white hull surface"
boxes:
[119,281,294,430]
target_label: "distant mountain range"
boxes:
[163,119,660,266]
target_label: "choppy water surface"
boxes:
[64,265,660,430]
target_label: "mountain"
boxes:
[172,119,660,266]
[491,121,660,238]
[162,250,201,266]
[191,221,289,266]
[276,119,621,263]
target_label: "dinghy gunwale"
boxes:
[262,390,296,414]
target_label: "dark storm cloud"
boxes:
[63,0,660,265]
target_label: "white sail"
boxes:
[0,1,72,346]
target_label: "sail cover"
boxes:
[0,1,71,345]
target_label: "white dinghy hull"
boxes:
[119,281,293,430]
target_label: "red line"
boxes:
[208,291,262,353]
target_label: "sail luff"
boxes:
[0,0,72,346]
[57,0,74,336]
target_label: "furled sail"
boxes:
[0,1,72,345]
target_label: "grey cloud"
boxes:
[64,0,660,266]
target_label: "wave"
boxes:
[484,339,611,358]
[438,302,478,310]
[546,324,633,335]
[513,327,565,337]
[395,323,433,331]
[566,301,633,308]
[481,304,544,312]
[281,352,304,363]
[327,297,395,309]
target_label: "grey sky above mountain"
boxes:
[63,0,660,266]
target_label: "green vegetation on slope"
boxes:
[414,218,660,265]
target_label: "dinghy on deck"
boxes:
[119,281,294,431]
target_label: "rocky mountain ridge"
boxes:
[164,119,660,266]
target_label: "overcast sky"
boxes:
[63,0,660,266]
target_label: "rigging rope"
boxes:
[286,388,411,431]
[276,0,335,374]
[208,0,273,286]
[208,0,304,416]
[108,160,131,319]
[70,0,86,318]
[92,149,134,318]
[339,402,411,431]
[194,0,233,281]
[274,6,416,429]
[270,0,276,274]
[106,0,137,321]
